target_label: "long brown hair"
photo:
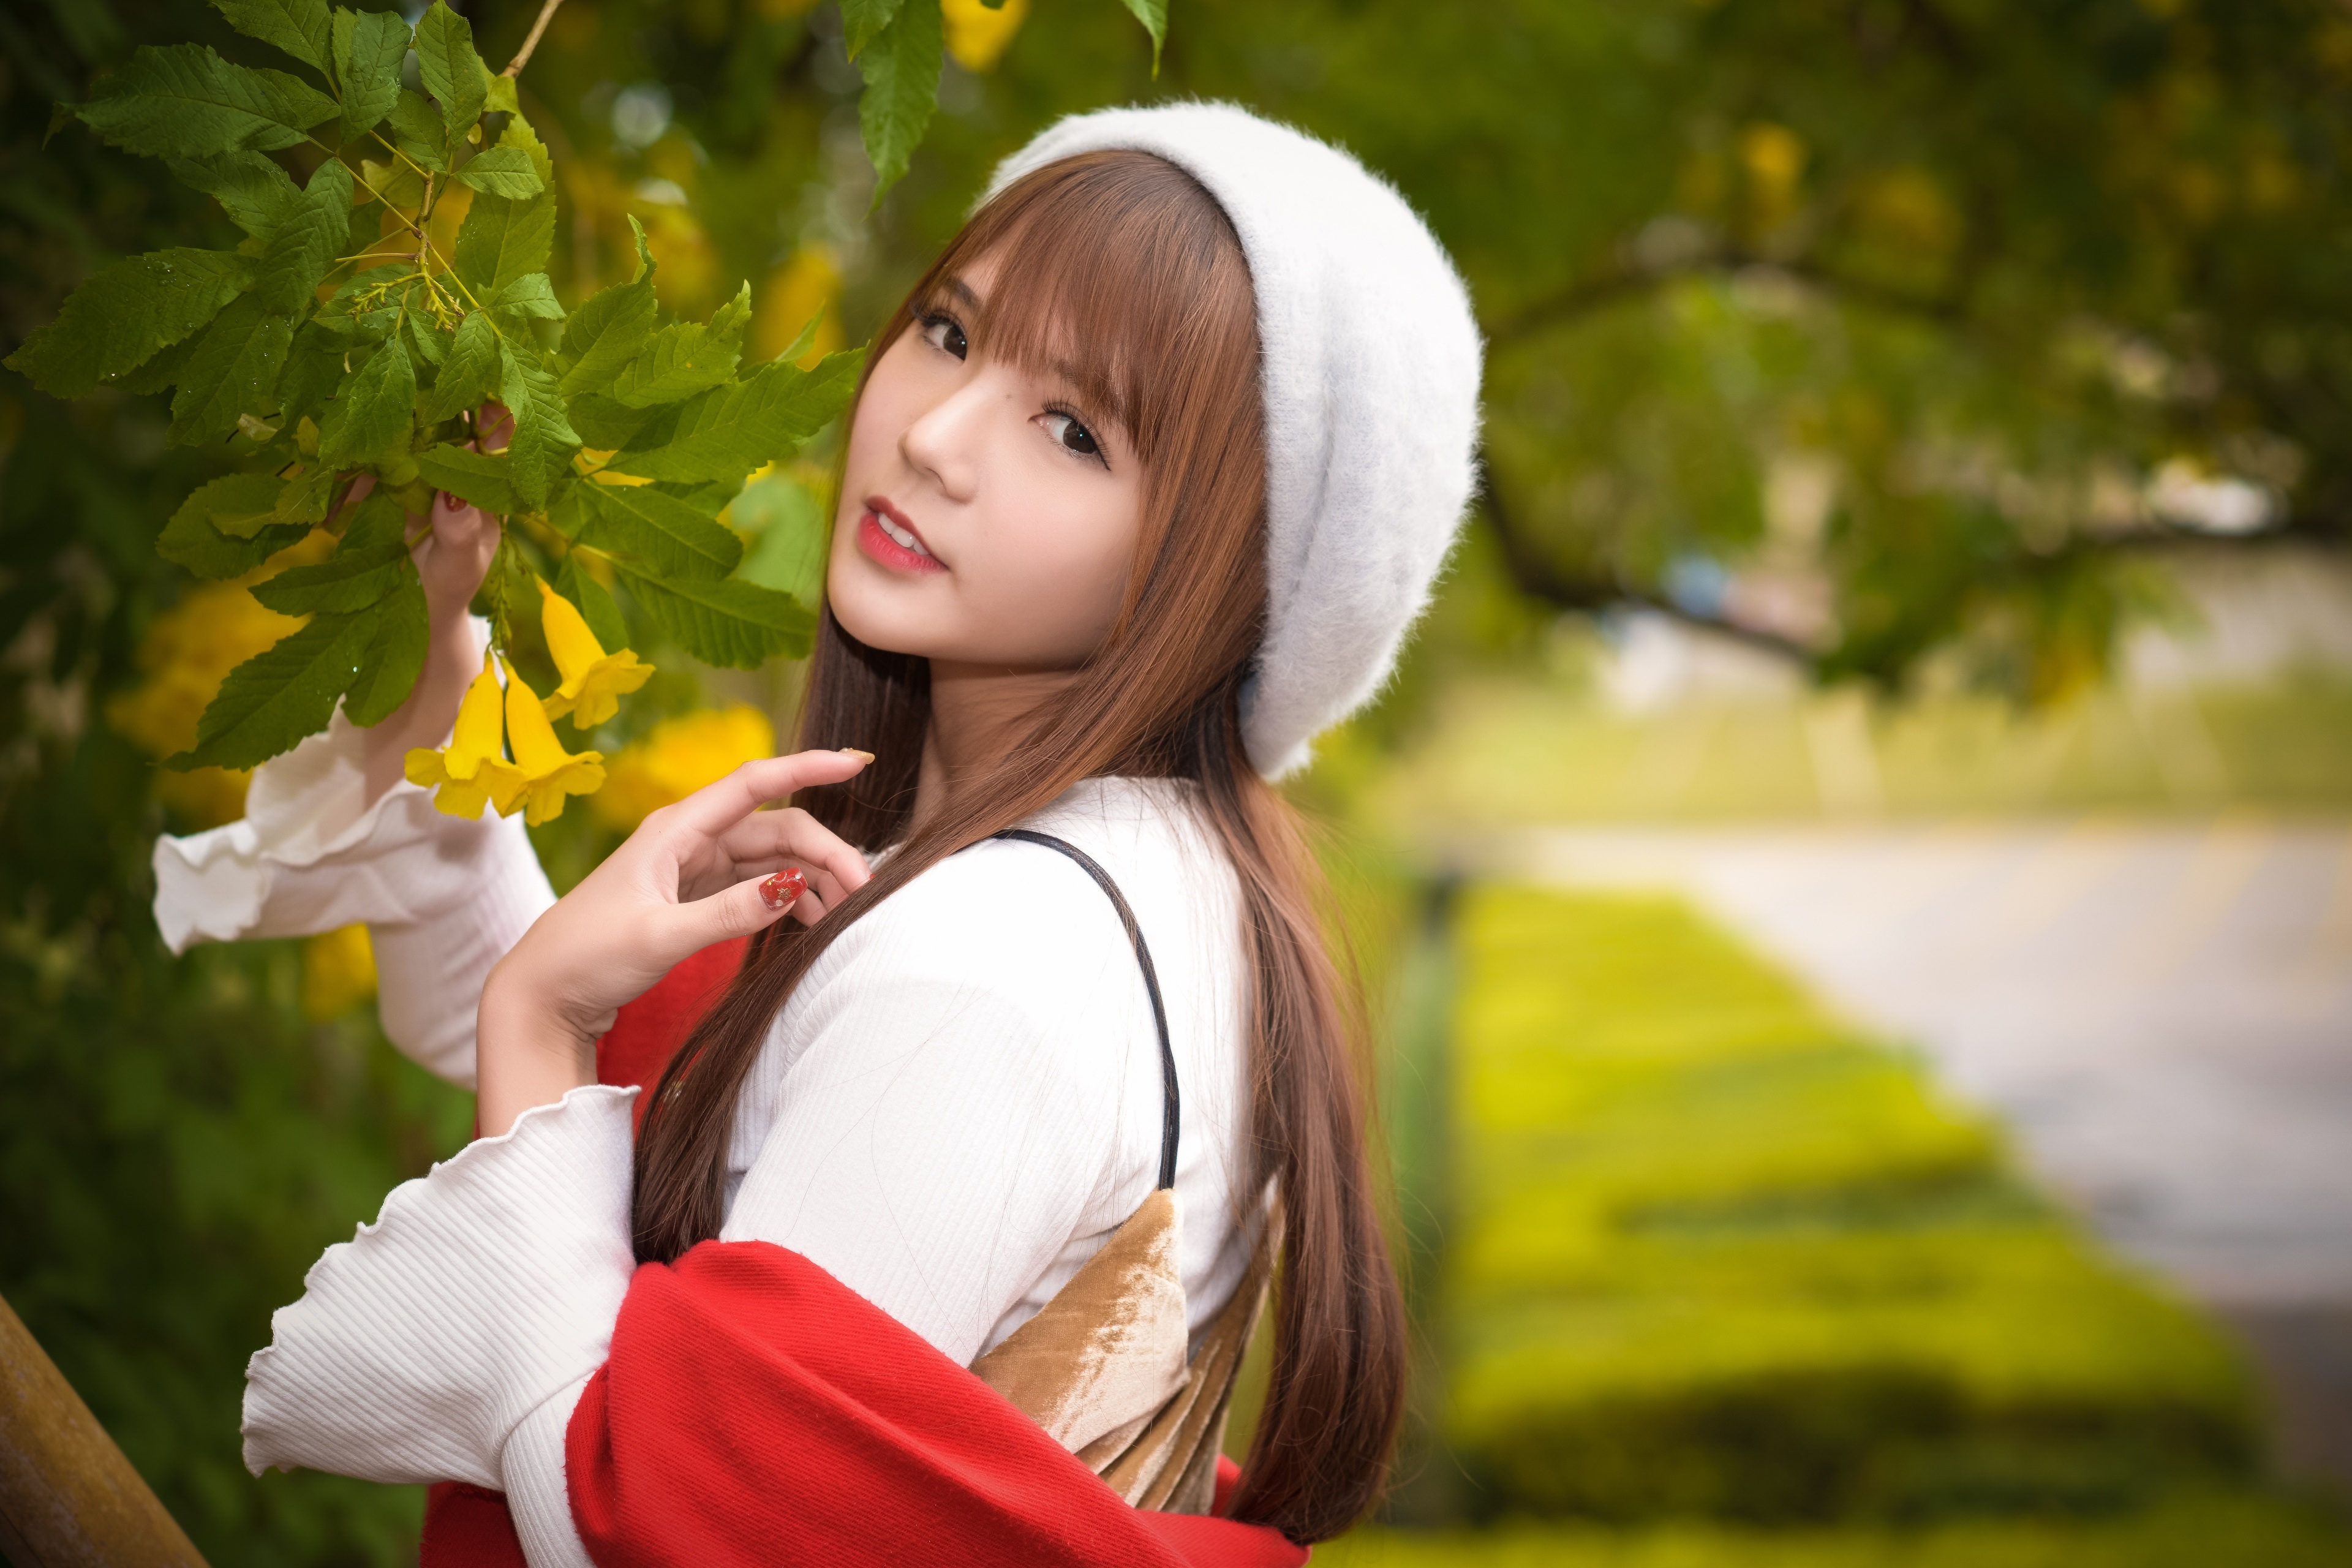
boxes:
[630,149,1405,1544]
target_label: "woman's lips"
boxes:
[855,496,945,575]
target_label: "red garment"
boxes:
[419,944,1306,1568]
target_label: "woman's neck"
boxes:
[912,658,1085,830]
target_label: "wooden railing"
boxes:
[0,1293,206,1567]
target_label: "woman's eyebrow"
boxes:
[941,276,981,309]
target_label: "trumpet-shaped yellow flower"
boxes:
[496,661,607,826]
[404,650,510,819]
[537,579,653,729]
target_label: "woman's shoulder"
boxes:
[812,777,1232,996]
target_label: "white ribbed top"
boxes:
[155,716,1258,1568]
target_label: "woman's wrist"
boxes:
[475,957,602,1137]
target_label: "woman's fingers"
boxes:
[660,750,875,840]
[709,807,869,908]
[411,491,501,627]
[668,866,811,954]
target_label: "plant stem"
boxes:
[503,0,567,78]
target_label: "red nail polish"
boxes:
[758,868,806,912]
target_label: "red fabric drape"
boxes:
[418,943,1305,1567]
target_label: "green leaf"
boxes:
[251,527,409,614]
[454,145,545,198]
[734,470,830,607]
[617,567,814,668]
[159,478,311,578]
[417,443,518,513]
[386,89,448,170]
[331,7,409,141]
[856,0,941,204]
[486,74,519,115]
[344,561,428,725]
[498,339,580,508]
[775,309,824,369]
[273,463,342,527]
[316,333,415,466]
[405,310,449,368]
[169,296,295,446]
[840,0,905,59]
[117,333,203,398]
[276,324,348,423]
[168,470,289,542]
[338,484,409,550]
[556,554,629,652]
[252,156,352,312]
[75,44,339,159]
[169,609,377,771]
[453,118,555,300]
[559,220,657,394]
[424,311,500,420]
[211,0,334,73]
[560,480,742,579]
[487,271,564,319]
[609,347,865,484]
[4,249,255,399]
[1118,0,1167,74]
[609,285,752,409]
[564,394,656,450]
[413,1,490,140]
[167,151,300,238]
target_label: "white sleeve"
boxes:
[152,703,555,1087]
[240,1085,633,1568]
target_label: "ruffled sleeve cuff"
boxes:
[241,1085,639,1493]
[153,687,556,1084]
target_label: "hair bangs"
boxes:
[929,151,1254,467]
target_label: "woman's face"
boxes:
[827,258,1143,672]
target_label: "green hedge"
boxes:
[1442,888,2257,1523]
[1324,1494,2352,1567]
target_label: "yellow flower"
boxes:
[404,650,510,819]
[592,705,775,831]
[497,660,607,826]
[301,924,378,1022]
[537,579,652,729]
[943,0,1028,73]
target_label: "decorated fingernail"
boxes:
[759,868,807,912]
[839,748,875,763]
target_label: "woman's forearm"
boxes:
[476,961,601,1138]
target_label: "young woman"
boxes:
[154,104,1480,1566]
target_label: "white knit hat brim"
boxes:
[986,104,1483,777]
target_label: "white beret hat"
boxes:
[985,103,1484,778]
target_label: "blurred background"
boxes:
[3,0,2350,1562]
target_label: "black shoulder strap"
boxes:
[990,828,1180,1191]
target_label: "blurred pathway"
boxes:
[1498,818,2352,1307]
[1498,817,2352,1493]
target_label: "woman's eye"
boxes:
[1042,411,1102,462]
[919,314,968,360]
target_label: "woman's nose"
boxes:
[899,374,1003,502]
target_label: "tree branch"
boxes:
[1485,248,1965,346]
[503,0,565,78]
[1474,456,1820,663]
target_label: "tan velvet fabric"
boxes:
[972,1191,1272,1513]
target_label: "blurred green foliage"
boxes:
[1442,887,2257,1523]
[1321,1494,2352,1568]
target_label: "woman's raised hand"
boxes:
[473,750,876,1136]
[358,402,515,802]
